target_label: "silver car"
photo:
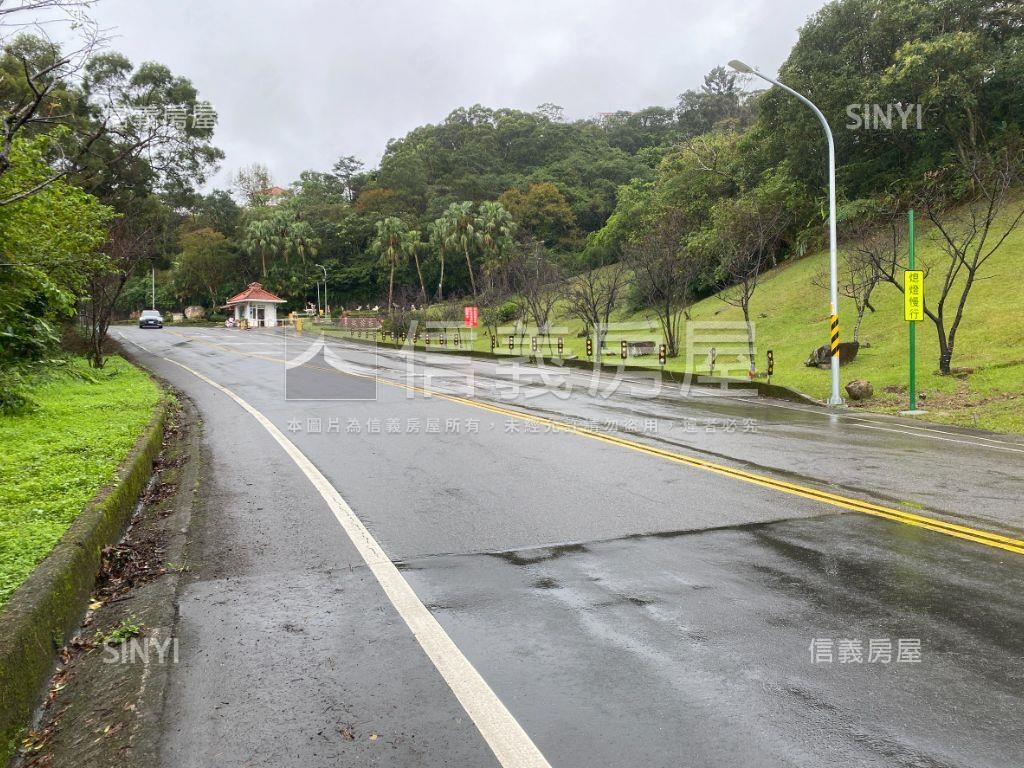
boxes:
[138,309,164,329]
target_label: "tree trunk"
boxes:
[413,251,427,302]
[436,253,445,301]
[852,304,866,343]
[464,243,477,298]
[934,319,951,375]
[743,302,755,374]
[387,263,395,316]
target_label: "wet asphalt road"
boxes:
[115,326,1024,768]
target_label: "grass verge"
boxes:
[0,356,162,607]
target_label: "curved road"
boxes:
[115,325,1024,768]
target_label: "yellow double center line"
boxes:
[164,330,1024,557]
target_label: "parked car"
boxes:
[138,309,164,329]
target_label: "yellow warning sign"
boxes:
[904,270,925,321]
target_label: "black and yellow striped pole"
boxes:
[829,314,840,358]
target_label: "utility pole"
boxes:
[151,266,156,310]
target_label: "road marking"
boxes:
[851,422,1024,454]
[157,354,552,768]
[410,390,1024,556]
[152,329,1024,557]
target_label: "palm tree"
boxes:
[429,217,450,301]
[285,220,320,265]
[476,201,516,291]
[402,229,426,302]
[371,217,407,315]
[436,201,481,299]
[242,219,280,277]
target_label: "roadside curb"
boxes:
[0,388,168,762]
[317,329,823,406]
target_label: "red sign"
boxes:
[464,306,479,327]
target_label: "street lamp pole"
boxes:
[729,60,843,406]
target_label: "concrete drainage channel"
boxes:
[1,395,201,768]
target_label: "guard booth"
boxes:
[223,282,286,328]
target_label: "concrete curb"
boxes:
[0,393,168,762]
[320,330,823,406]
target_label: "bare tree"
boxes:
[561,260,629,358]
[814,217,889,344]
[866,146,1024,374]
[622,210,703,357]
[705,181,791,373]
[83,198,168,366]
[231,163,274,208]
[509,238,561,354]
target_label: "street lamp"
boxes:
[729,59,843,406]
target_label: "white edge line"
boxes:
[159,354,552,768]
[852,422,1024,454]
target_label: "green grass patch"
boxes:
[0,356,161,607]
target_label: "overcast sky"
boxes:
[89,0,826,190]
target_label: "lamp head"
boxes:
[728,59,754,74]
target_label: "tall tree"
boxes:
[476,200,516,291]
[173,227,237,307]
[371,217,408,314]
[83,195,174,367]
[232,163,274,208]
[242,218,280,277]
[401,228,426,302]
[432,201,481,299]
[622,211,696,357]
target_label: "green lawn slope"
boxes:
[676,209,1024,432]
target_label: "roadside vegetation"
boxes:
[2,0,1022,431]
[85,0,1022,431]
[0,357,161,606]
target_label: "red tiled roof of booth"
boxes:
[224,282,286,305]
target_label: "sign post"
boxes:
[903,209,925,414]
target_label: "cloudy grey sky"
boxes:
[90,0,826,190]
